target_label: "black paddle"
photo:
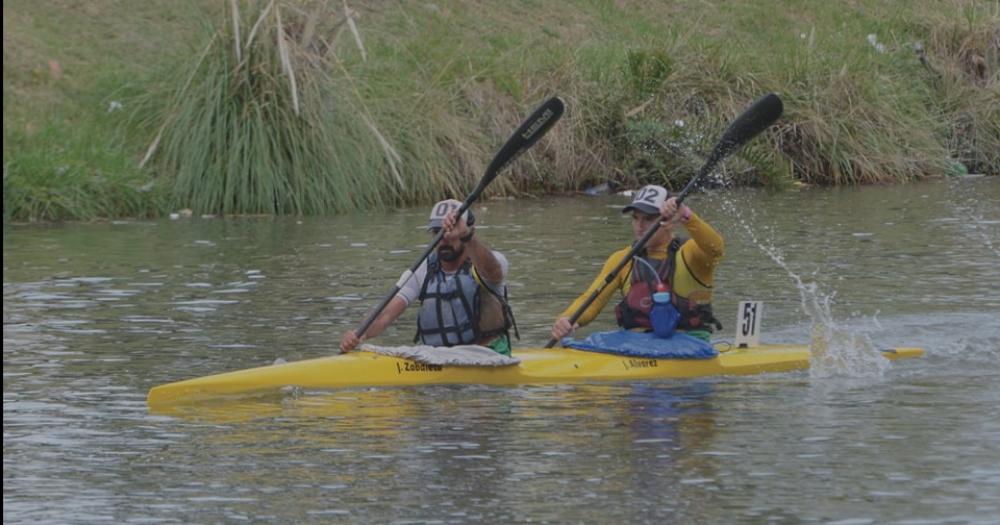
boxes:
[355,96,566,340]
[545,92,783,348]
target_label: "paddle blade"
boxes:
[713,92,783,160]
[476,96,565,195]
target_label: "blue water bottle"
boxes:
[650,292,680,338]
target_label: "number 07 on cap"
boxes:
[427,199,474,230]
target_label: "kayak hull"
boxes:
[147,344,925,408]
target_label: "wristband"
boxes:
[460,227,476,244]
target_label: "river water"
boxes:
[4,178,999,524]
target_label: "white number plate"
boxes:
[735,301,762,348]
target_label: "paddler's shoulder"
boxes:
[608,245,633,262]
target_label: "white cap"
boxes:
[622,185,669,215]
[427,199,473,229]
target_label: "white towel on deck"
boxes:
[361,344,520,367]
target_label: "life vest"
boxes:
[615,238,723,332]
[414,253,518,347]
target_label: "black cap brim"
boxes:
[427,210,475,230]
[622,203,660,215]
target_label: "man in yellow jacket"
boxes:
[551,184,724,342]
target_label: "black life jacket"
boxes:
[414,253,518,346]
[615,238,723,332]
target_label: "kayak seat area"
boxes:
[562,330,719,359]
[362,344,521,366]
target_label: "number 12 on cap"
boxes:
[735,301,762,348]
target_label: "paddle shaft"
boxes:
[356,96,565,339]
[545,93,783,348]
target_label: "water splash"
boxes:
[717,195,890,378]
[801,283,890,379]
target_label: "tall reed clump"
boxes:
[545,0,1000,190]
[920,16,1000,176]
[765,28,954,185]
[566,40,792,192]
[132,0,441,215]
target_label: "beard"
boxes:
[437,245,464,262]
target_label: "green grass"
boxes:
[2,0,210,222]
[3,120,167,223]
[4,0,998,221]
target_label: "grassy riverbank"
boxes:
[4,1,998,221]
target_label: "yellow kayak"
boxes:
[147,344,924,408]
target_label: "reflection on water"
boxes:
[129,383,725,523]
[4,178,1000,523]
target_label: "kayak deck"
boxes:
[147,344,925,408]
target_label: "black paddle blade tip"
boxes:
[719,93,784,151]
[518,96,566,142]
[482,95,566,184]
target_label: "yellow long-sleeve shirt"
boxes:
[559,211,724,326]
